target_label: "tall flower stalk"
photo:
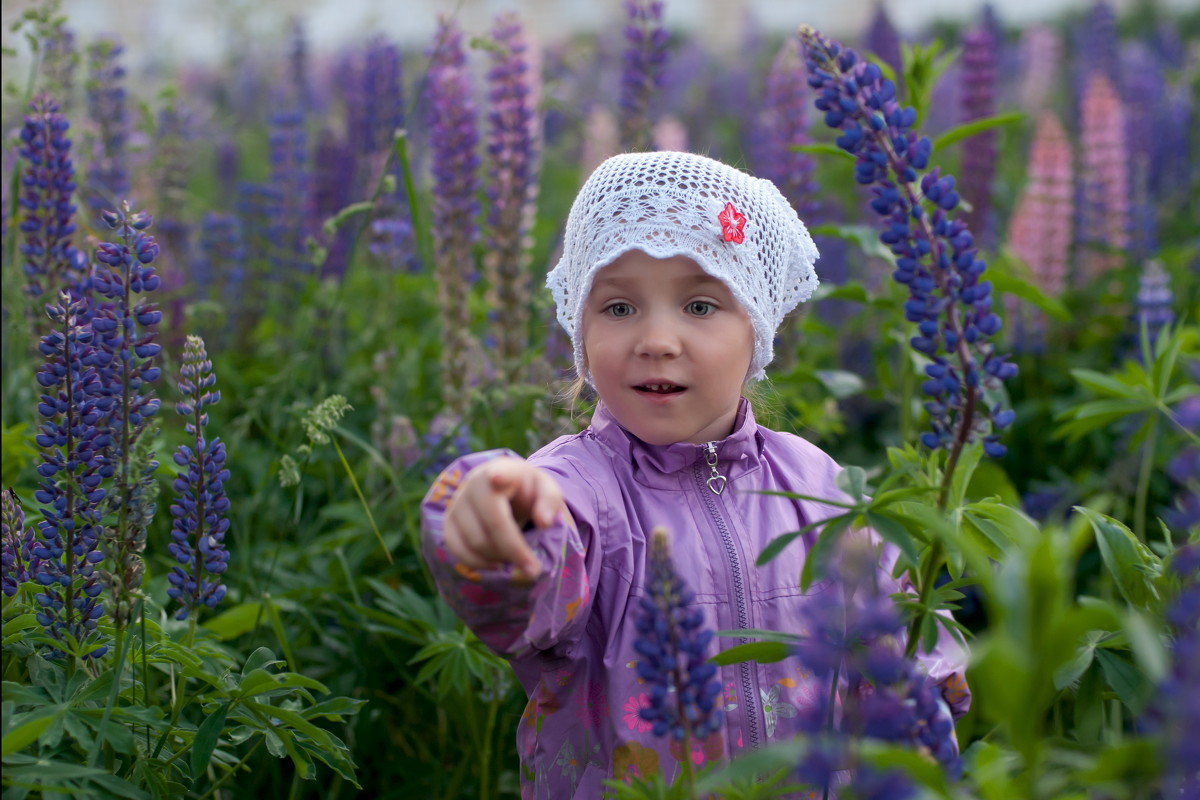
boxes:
[618,0,668,152]
[427,16,482,414]
[958,26,998,241]
[31,292,110,660]
[484,12,541,381]
[92,204,162,631]
[83,37,130,217]
[799,25,1017,500]
[632,527,722,794]
[18,93,85,300]
[3,489,40,598]
[1078,74,1129,282]
[1005,112,1073,352]
[167,336,230,627]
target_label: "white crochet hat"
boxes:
[547,151,820,382]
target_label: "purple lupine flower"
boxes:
[83,37,130,217]
[1004,112,1073,353]
[1135,260,1174,344]
[422,410,470,478]
[756,34,819,220]
[634,527,723,744]
[216,138,240,201]
[861,1,903,88]
[799,26,1017,465]
[367,217,417,272]
[1078,74,1129,282]
[267,109,315,278]
[150,100,195,263]
[3,489,40,597]
[427,16,482,414]
[167,335,230,621]
[32,292,110,659]
[195,211,245,304]
[958,26,998,245]
[287,17,313,113]
[18,93,86,299]
[485,12,541,381]
[91,203,162,629]
[1018,25,1062,112]
[361,36,406,156]
[1074,1,1121,100]
[1152,544,1200,797]
[312,127,356,280]
[618,0,668,152]
[41,24,78,105]
[790,551,960,797]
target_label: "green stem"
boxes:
[197,739,263,800]
[332,437,392,564]
[1134,415,1159,544]
[905,539,943,660]
[479,695,500,800]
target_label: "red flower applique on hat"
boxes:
[718,202,746,244]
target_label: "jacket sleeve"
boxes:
[420,448,603,661]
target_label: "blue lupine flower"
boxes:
[360,36,406,156]
[1135,260,1173,345]
[84,37,130,217]
[195,212,246,304]
[422,410,470,479]
[3,489,41,598]
[32,293,111,659]
[958,26,998,245]
[1074,0,1120,101]
[634,528,724,743]
[799,26,1017,462]
[18,94,86,299]
[485,12,541,378]
[757,34,819,221]
[1152,544,1200,798]
[267,109,314,279]
[427,16,482,413]
[167,335,230,621]
[287,17,313,113]
[40,24,78,103]
[91,203,163,628]
[618,0,668,151]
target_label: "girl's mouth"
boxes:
[635,383,686,394]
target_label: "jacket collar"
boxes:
[589,397,764,490]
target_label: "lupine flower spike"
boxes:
[618,0,669,152]
[92,203,162,629]
[167,335,230,622]
[84,37,130,216]
[3,489,40,598]
[1078,74,1129,283]
[634,527,723,783]
[799,26,1017,485]
[18,93,86,300]
[31,292,111,659]
[427,16,482,414]
[485,13,542,382]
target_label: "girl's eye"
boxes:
[687,301,715,316]
[606,302,633,318]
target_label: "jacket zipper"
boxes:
[696,442,761,751]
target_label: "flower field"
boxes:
[1,0,1197,798]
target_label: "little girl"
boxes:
[421,151,969,798]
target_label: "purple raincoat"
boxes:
[421,399,970,798]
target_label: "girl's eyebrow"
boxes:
[591,274,728,291]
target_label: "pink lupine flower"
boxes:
[1006,112,1073,350]
[1018,25,1061,112]
[1078,74,1129,282]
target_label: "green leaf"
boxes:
[807,223,897,264]
[1077,507,1159,608]
[1069,368,1143,399]
[835,465,867,501]
[241,646,282,677]
[930,111,1024,151]
[2,711,57,756]
[204,602,266,641]
[190,700,230,785]
[800,517,851,591]
[1124,610,1168,684]
[864,511,921,569]
[989,253,1071,321]
[787,142,855,161]
[1094,649,1148,713]
[709,641,791,666]
[1053,631,1102,690]
[814,369,865,400]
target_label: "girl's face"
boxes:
[582,250,754,446]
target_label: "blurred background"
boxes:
[4,0,1197,70]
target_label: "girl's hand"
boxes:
[443,457,564,580]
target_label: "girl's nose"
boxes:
[633,316,682,358]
